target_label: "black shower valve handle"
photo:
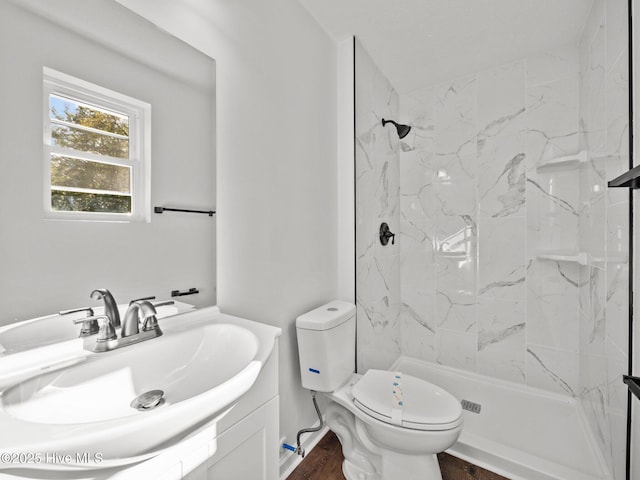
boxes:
[379,222,396,246]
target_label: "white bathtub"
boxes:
[391,356,612,480]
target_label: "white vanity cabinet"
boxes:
[183,396,279,480]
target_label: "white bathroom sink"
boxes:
[0,306,280,470]
[0,314,79,353]
[0,301,193,354]
[0,302,194,389]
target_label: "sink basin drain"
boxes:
[131,390,165,411]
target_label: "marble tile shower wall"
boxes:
[355,3,628,478]
[355,40,402,372]
[398,48,582,391]
[393,2,628,477]
[577,1,628,478]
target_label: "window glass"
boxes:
[44,69,149,221]
[50,155,131,192]
[51,191,132,213]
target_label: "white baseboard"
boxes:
[279,422,331,480]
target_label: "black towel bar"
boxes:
[154,206,215,216]
[171,288,199,297]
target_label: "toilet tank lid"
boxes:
[296,300,356,331]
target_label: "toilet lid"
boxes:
[352,370,462,431]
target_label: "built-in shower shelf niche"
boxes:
[536,250,628,266]
[535,151,587,171]
[536,251,588,265]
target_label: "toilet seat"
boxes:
[352,370,463,431]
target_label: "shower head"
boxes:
[381,118,411,139]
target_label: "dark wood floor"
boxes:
[287,431,510,480]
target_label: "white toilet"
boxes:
[296,300,463,480]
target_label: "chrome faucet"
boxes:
[90,288,120,329]
[69,290,172,352]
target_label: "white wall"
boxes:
[115,0,339,459]
[0,0,216,324]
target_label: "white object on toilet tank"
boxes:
[296,300,355,392]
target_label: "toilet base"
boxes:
[380,451,442,480]
[341,450,442,480]
[340,425,444,480]
[324,393,448,480]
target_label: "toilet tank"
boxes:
[296,300,356,392]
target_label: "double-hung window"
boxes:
[43,67,150,221]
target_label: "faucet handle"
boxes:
[122,300,159,337]
[152,300,174,308]
[59,307,94,316]
[74,315,116,342]
[62,307,98,337]
[129,295,156,306]
[136,301,161,333]
[142,315,160,332]
[93,316,117,342]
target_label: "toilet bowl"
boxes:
[296,301,463,480]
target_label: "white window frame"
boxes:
[43,67,151,222]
